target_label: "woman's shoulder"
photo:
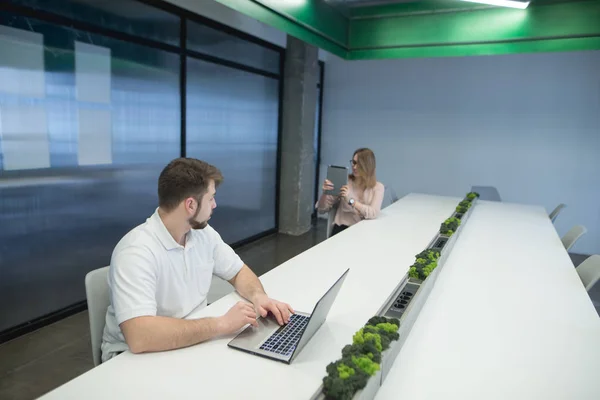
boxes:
[362,181,384,194]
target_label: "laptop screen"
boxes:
[288,268,349,362]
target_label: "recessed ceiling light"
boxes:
[461,0,530,9]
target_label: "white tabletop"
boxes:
[40,193,460,400]
[376,200,600,400]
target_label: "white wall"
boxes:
[163,0,329,60]
[320,51,600,255]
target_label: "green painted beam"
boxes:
[349,1,600,53]
[257,0,347,44]
[211,0,348,57]
[348,36,600,59]
[349,0,489,19]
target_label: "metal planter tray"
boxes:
[311,197,478,400]
[352,367,383,400]
[429,197,477,263]
[377,196,478,392]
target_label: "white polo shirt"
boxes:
[101,209,243,363]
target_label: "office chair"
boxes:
[85,266,110,367]
[575,255,600,292]
[470,185,501,202]
[561,225,587,252]
[326,203,338,239]
[382,185,399,209]
[548,203,566,223]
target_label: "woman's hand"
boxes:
[322,179,334,193]
[339,185,350,203]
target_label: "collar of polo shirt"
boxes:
[150,208,197,250]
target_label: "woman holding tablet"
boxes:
[316,148,384,237]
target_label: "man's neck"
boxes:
[157,208,189,246]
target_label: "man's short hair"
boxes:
[158,158,223,212]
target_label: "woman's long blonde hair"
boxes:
[350,148,377,191]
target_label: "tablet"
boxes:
[325,165,348,196]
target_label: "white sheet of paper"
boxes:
[0,105,51,170]
[78,108,112,165]
[75,41,111,103]
[0,25,45,98]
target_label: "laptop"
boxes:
[227,268,349,364]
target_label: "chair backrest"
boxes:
[85,266,110,367]
[326,203,338,239]
[470,185,502,202]
[576,255,600,292]
[382,185,399,209]
[549,203,566,223]
[561,225,587,252]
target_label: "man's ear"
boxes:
[184,197,195,214]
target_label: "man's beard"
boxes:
[189,207,209,230]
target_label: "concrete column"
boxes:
[278,35,319,235]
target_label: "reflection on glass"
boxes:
[6,0,181,46]
[186,57,279,244]
[187,20,280,74]
[0,13,180,331]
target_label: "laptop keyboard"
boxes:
[259,314,309,357]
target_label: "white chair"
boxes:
[326,203,339,239]
[85,266,110,367]
[576,255,600,292]
[382,185,399,209]
[470,185,501,202]
[561,225,587,252]
[207,276,235,305]
[549,203,566,223]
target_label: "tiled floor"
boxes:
[0,222,327,400]
[0,221,597,400]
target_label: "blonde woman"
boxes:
[317,148,384,237]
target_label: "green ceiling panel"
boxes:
[210,0,348,57]
[349,0,487,18]
[257,0,348,45]
[350,1,600,49]
[211,0,600,60]
[348,37,600,59]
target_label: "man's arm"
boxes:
[228,265,294,325]
[121,315,222,354]
[120,301,258,354]
[228,264,266,302]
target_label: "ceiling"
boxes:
[325,0,416,7]
[324,0,418,15]
[204,0,600,59]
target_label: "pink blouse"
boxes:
[316,180,385,227]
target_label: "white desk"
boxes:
[40,193,459,400]
[376,200,600,400]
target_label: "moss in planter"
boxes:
[323,317,400,400]
[365,321,400,346]
[353,327,383,352]
[410,250,440,280]
[342,342,381,364]
[440,216,461,236]
[456,204,469,214]
[466,191,480,200]
[458,200,472,209]
[410,260,438,280]
[415,249,440,262]
[323,360,369,400]
[352,355,380,376]
[409,266,420,280]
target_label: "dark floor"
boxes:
[0,222,327,400]
[0,224,596,400]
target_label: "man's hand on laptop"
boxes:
[219,301,259,334]
[251,293,294,325]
